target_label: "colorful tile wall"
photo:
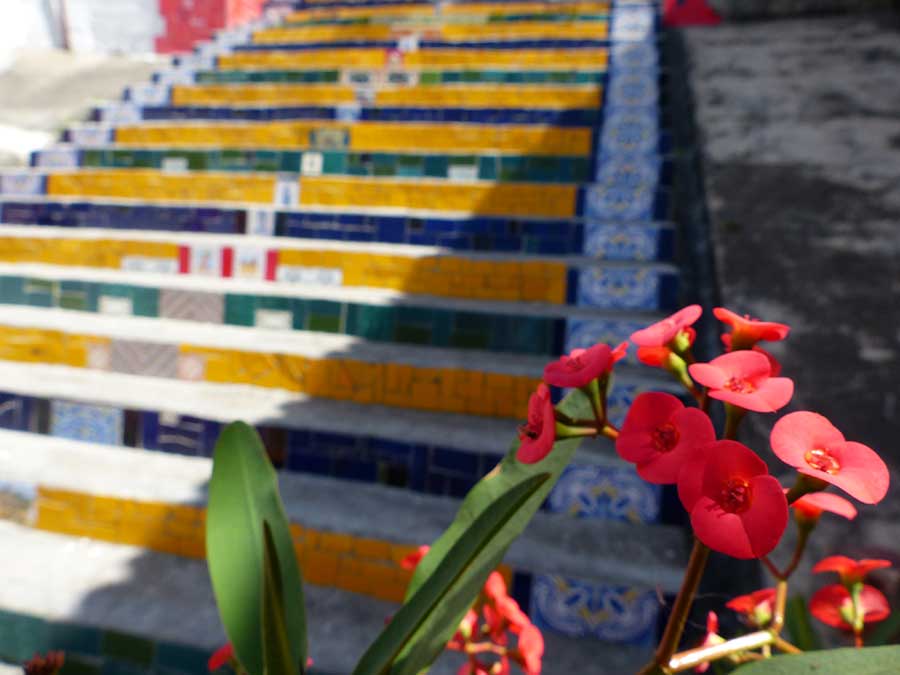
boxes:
[0,389,664,523]
[49,400,123,446]
[191,68,605,86]
[2,199,676,258]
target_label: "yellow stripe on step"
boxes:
[170,83,602,110]
[114,121,594,156]
[34,487,514,603]
[219,47,608,70]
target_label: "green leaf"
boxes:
[206,422,307,675]
[784,595,821,651]
[352,472,551,675]
[262,521,299,675]
[735,645,900,673]
[365,387,592,675]
[867,610,900,646]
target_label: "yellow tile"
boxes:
[352,536,393,562]
[304,550,338,586]
[318,532,353,555]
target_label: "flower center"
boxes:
[518,420,542,441]
[564,354,585,371]
[724,376,756,394]
[719,477,752,514]
[804,448,841,474]
[652,423,680,452]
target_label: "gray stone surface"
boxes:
[685,11,900,599]
[710,0,898,20]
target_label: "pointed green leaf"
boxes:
[784,595,821,651]
[262,521,299,675]
[353,472,550,675]
[359,387,593,675]
[735,645,900,673]
[206,422,307,675]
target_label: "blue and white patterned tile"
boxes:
[588,156,660,222]
[610,4,657,44]
[607,382,642,428]
[611,40,659,73]
[600,108,660,156]
[547,464,661,523]
[606,71,660,109]
[583,222,662,261]
[530,574,659,645]
[576,266,661,311]
[0,394,31,432]
[564,317,648,355]
[50,400,123,446]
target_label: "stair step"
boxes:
[0,520,653,674]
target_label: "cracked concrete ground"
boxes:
[685,11,900,604]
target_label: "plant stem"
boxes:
[640,539,711,674]
[772,636,802,654]
[667,631,772,673]
[781,525,812,580]
[723,404,746,440]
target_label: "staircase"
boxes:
[0,2,690,673]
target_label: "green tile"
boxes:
[256,296,291,311]
[396,155,424,177]
[423,155,448,178]
[133,151,158,169]
[0,276,25,304]
[100,659,148,675]
[372,154,397,176]
[418,71,440,85]
[101,631,154,667]
[46,622,102,656]
[345,304,394,341]
[478,157,498,181]
[130,287,159,318]
[0,609,50,661]
[60,655,102,675]
[154,642,209,674]
[59,290,89,311]
[320,151,346,174]
[81,150,104,167]
[308,311,341,333]
[224,294,256,327]
[252,151,281,173]
[279,152,302,173]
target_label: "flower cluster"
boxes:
[405,547,543,675]
[517,305,890,562]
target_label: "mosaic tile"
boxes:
[110,341,179,379]
[546,464,661,523]
[530,574,658,645]
[576,266,661,310]
[50,400,123,446]
[159,289,224,323]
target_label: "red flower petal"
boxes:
[631,305,702,347]
[713,307,790,348]
[691,351,793,413]
[517,384,557,464]
[637,408,716,484]
[813,556,892,585]
[691,497,755,559]
[208,644,234,672]
[401,545,430,571]
[810,584,890,630]
[637,345,671,367]
[739,475,789,558]
[772,412,890,504]
[543,343,614,389]
[484,571,509,602]
[791,492,858,521]
[515,623,544,675]
[726,588,777,616]
[616,392,684,464]
[700,441,768,496]
[677,452,709,512]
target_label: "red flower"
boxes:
[616,392,716,484]
[812,556,892,586]
[695,612,725,673]
[484,571,509,603]
[810,583,890,630]
[511,623,544,675]
[447,609,480,651]
[543,342,626,389]
[688,351,793,413]
[678,441,788,559]
[713,307,789,350]
[401,545,430,571]
[770,411,889,504]
[517,385,557,464]
[726,588,776,627]
[24,652,64,675]
[632,305,702,348]
[631,305,701,367]
[791,492,858,522]
[208,644,234,672]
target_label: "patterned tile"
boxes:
[110,340,179,379]
[159,289,224,323]
[546,464,661,523]
[529,574,659,645]
[50,400,123,446]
